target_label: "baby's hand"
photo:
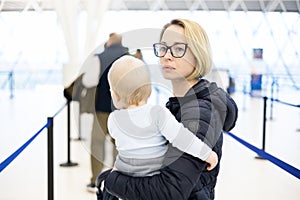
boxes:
[205,151,218,171]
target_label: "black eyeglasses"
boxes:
[153,43,188,58]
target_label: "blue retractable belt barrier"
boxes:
[246,91,300,108]
[0,102,67,173]
[0,122,50,173]
[269,97,300,108]
[225,132,300,179]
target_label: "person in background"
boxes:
[133,48,144,61]
[101,19,238,199]
[86,32,128,192]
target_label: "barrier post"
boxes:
[77,109,82,140]
[270,80,275,120]
[60,100,78,167]
[256,96,267,160]
[262,96,267,151]
[73,102,82,141]
[9,71,14,99]
[47,117,54,200]
[242,80,247,111]
[297,110,300,132]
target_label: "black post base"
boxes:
[60,162,78,167]
[72,137,85,141]
[255,155,266,160]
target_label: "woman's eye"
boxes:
[175,47,184,52]
[159,47,167,52]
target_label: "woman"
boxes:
[102,18,238,200]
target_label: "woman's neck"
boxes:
[171,78,198,97]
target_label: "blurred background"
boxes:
[0,0,299,93]
[0,1,299,200]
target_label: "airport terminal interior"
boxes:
[0,0,300,200]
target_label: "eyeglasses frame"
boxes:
[153,43,188,58]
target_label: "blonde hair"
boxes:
[160,19,212,79]
[108,55,152,106]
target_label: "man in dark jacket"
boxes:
[63,33,128,192]
[87,33,128,192]
[102,79,238,199]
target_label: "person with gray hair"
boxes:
[86,32,128,192]
[63,32,129,192]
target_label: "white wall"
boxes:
[0,10,299,89]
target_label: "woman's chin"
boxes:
[162,74,173,80]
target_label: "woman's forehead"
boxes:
[161,25,186,44]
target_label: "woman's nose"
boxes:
[163,48,173,59]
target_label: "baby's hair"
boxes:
[109,55,152,106]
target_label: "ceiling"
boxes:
[0,0,300,12]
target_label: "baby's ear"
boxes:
[111,89,121,101]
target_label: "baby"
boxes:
[107,55,218,176]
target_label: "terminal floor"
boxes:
[0,86,299,200]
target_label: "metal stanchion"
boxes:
[9,71,14,99]
[269,79,279,120]
[242,81,247,111]
[270,81,275,120]
[47,117,54,200]
[256,96,267,160]
[60,101,78,167]
[73,102,82,141]
[297,110,300,132]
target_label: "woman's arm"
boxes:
[105,152,206,200]
[159,108,212,161]
[104,106,212,200]
[104,90,238,200]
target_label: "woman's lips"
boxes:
[162,65,175,71]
